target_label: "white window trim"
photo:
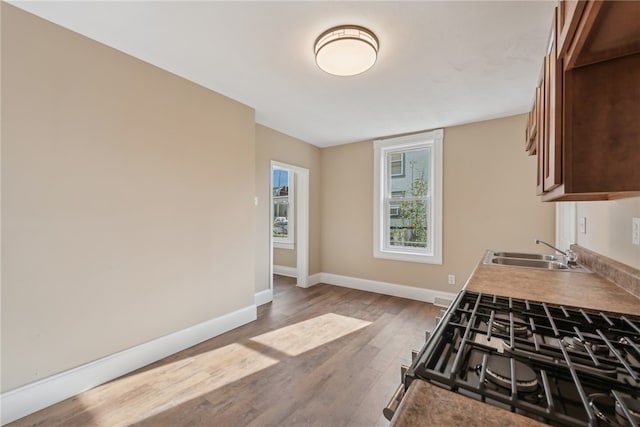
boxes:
[272,164,294,250]
[373,129,443,264]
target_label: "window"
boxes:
[373,129,443,264]
[272,165,294,249]
[390,152,404,177]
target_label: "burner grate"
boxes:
[409,291,640,427]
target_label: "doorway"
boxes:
[269,161,309,292]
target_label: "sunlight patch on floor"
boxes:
[250,313,371,356]
[71,314,370,425]
[77,343,278,426]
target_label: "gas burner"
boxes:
[489,313,530,338]
[589,393,640,427]
[409,291,640,427]
[562,332,609,355]
[482,355,539,393]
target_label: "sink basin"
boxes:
[483,250,591,273]
[492,251,559,261]
[491,257,568,270]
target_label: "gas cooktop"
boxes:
[406,291,640,427]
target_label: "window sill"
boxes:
[374,249,442,265]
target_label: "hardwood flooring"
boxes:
[9,276,440,427]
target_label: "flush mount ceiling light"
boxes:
[314,25,379,77]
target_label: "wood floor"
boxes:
[9,276,440,427]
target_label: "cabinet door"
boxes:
[535,84,545,196]
[525,96,537,155]
[543,10,563,192]
[557,0,586,57]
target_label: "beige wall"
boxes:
[0,3,561,397]
[576,197,640,269]
[320,114,555,293]
[254,125,321,292]
[2,5,256,392]
[274,245,297,268]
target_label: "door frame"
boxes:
[269,161,310,290]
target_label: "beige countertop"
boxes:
[390,250,640,426]
[390,380,546,427]
[466,251,640,316]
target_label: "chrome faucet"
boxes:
[535,239,578,265]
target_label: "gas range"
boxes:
[399,291,640,426]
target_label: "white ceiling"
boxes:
[10,1,556,147]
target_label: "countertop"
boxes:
[390,250,640,426]
[465,251,640,316]
[390,380,546,427]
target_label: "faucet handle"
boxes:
[565,249,578,265]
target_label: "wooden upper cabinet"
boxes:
[542,10,563,193]
[529,9,563,196]
[562,53,640,197]
[557,0,587,57]
[524,87,540,156]
[565,0,640,69]
[527,1,640,201]
[536,84,544,196]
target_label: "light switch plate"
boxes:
[633,217,640,246]
[578,217,587,234]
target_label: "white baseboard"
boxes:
[0,305,257,426]
[254,288,273,306]
[273,265,297,277]
[317,273,456,306]
[306,273,322,287]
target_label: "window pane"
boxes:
[386,147,430,250]
[389,148,429,195]
[273,169,289,239]
[387,200,428,249]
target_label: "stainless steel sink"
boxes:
[483,250,591,273]
[492,251,559,261]
[490,257,568,270]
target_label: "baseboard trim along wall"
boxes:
[0,305,257,426]
[273,265,297,277]
[306,273,323,287]
[316,273,457,307]
[254,288,273,306]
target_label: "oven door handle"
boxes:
[383,384,405,421]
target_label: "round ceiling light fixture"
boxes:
[314,25,379,77]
